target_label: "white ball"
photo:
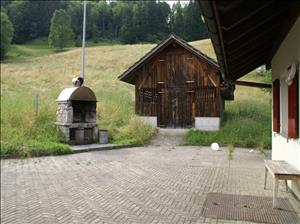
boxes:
[211,143,219,151]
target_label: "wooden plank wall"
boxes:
[135,43,222,127]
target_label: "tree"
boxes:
[3,1,207,45]
[170,1,184,37]
[183,0,208,41]
[7,1,31,43]
[112,2,135,43]
[0,11,14,59]
[7,0,62,43]
[155,2,171,39]
[48,9,74,50]
[90,1,113,41]
[66,1,93,39]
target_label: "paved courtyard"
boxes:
[1,146,300,224]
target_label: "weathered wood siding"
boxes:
[134,43,222,128]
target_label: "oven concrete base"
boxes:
[140,116,157,127]
[57,124,99,145]
[195,117,220,131]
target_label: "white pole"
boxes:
[81,0,87,80]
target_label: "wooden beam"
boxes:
[226,31,275,55]
[221,1,274,31]
[230,80,271,89]
[228,53,268,73]
[230,62,267,79]
[212,0,229,77]
[220,1,261,27]
[207,73,217,87]
[267,4,300,63]
[223,9,287,45]
[218,1,243,14]
[226,45,271,63]
[266,61,271,70]
[225,55,267,79]
[228,59,269,80]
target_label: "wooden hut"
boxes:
[118,33,224,130]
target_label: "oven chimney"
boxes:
[72,77,84,87]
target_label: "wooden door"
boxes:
[157,51,194,128]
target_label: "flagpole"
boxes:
[81,0,87,80]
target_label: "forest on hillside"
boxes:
[1,0,208,45]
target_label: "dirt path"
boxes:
[147,128,189,147]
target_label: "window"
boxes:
[288,72,299,138]
[273,79,280,133]
[197,86,216,101]
[142,88,158,102]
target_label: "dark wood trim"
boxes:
[266,61,271,70]
[231,65,268,80]
[218,1,242,14]
[228,53,268,74]
[273,79,280,133]
[267,5,300,63]
[212,0,229,77]
[199,0,300,82]
[223,9,287,45]
[226,33,274,56]
[220,1,274,31]
[288,72,299,139]
[231,80,271,89]
[226,45,271,63]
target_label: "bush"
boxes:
[0,11,14,59]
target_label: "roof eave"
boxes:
[198,0,300,81]
[198,0,227,80]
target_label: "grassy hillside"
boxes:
[1,38,271,157]
[1,39,159,157]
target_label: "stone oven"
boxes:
[55,86,99,145]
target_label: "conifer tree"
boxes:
[48,9,74,51]
[0,11,14,59]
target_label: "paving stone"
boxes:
[1,146,299,224]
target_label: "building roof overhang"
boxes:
[198,0,300,81]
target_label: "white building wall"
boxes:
[271,17,300,199]
[195,117,220,131]
[140,116,157,127]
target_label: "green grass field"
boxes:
[184,72,272,148]
[1,37,271,158]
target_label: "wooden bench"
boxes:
[264,160,300,208]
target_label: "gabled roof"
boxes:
[118,33,219,84]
